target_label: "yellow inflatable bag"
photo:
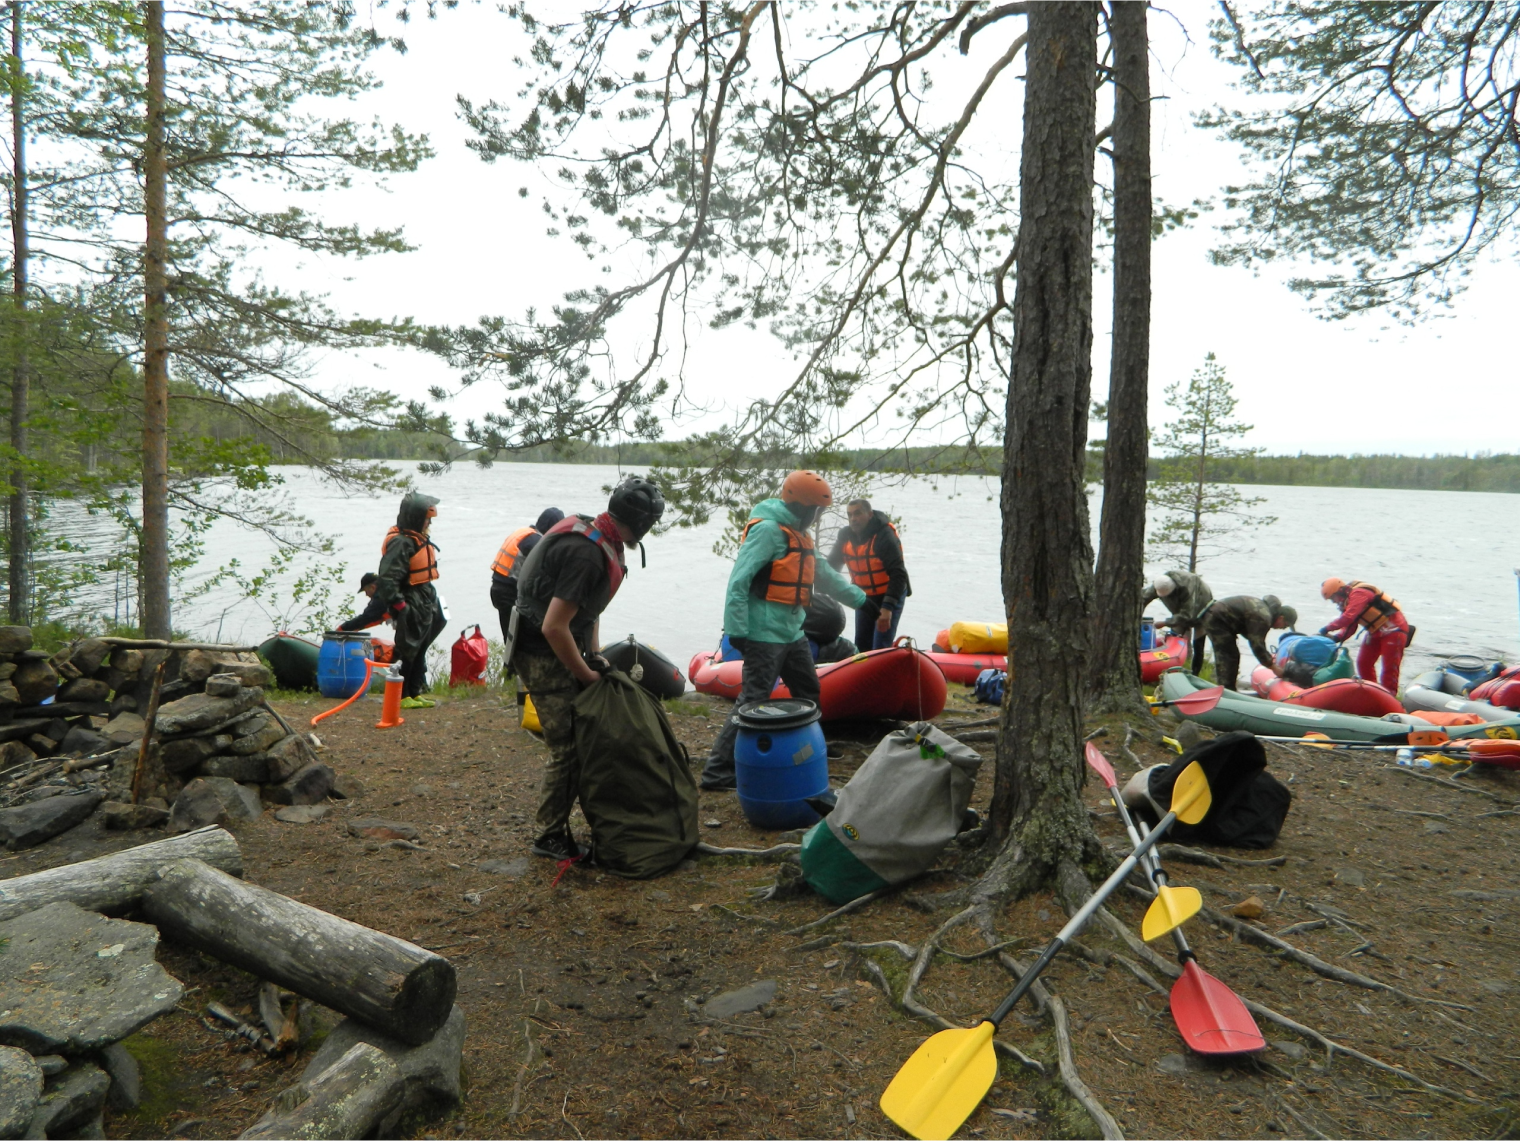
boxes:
[948,621,1007,654]
[521,694,542,733]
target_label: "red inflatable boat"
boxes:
[929,628,1187,687]
[1139,635,1190,684]
[1249,667,1404,717]
[688,643,947,721]
[1470,665,1520,711]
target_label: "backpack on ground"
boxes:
[1123,730,1291,849]
[1275,633,1339,687]
[799,723,982,903]
[574,669,698,878]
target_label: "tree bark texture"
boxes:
[0,825,242,921]
[7,2,29,625]
[142,858,458,1046]
[140,0,171,638]
[241,1043,406,1141]
[1087,0,1151,713]
[991,1,1101,874]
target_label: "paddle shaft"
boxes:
[1100,780,1197,962]
[987,805,1183,1027]
[1252,735,1510,754]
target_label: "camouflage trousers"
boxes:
[515,651,583,838]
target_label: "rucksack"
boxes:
[1276,633,1344,688]
[574,670,698,878]
[974,668,1006,705]
[1127,730,1292,849]
[799,723,982,903]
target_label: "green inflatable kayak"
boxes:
[1158,669,1520,743]
[258,634,321,692]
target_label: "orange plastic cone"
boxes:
[376,671,405,729]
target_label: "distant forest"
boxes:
[170,394,1520,493]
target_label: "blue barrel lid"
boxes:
[734,698,821,730]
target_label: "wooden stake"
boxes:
[130,660,167,804]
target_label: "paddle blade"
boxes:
[1084,742,1117,788]
[1170,760,1212,824]
[1142,884,1203,941]
[880,1023,998,1141]
[1168,685,1224,716]
[1301,732,1337,750]
[1171,960,1265,1055]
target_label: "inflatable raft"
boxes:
[1160,669,1520,743]
[1403,669,1517,723]
[258,633,320,691]
[932,624,1186,686]
[689,643,947,721]
[602,637,687,698]
[1249,667,1404,717]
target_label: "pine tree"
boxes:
[1148,353,1274,571]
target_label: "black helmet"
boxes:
[608,476,665,541]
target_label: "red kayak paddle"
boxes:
[1148,685,1225,717]
[1084,743,1265,1056]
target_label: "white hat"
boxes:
[1152,577,1175,598]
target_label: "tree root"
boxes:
[1095,895,1481,1103]
[782,887,892,936]
[1156,844,1288,869]
[1048,995,1125,1140]
[694,841,800,860]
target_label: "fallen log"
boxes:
[241,1042,404,1140]
[0,825,242,922]
[142,859,456,1046]
[100,637,261,653]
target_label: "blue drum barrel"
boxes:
[1140,616,1157,651]
[317,632,373,699]
[734,698,829,831]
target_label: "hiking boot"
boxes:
[531,832,589,861]
[698,766,737,791]
[400,696,436,709]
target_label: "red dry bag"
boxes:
[449,624,490,687]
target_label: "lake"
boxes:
[159,463,1519,688]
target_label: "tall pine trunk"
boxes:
[7,1,28,624]
[141,0,171,637]
[1087,0,1151,712]
[989,1,1100,877]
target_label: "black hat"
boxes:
[358,572,379,592]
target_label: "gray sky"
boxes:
[291,1,1520,456]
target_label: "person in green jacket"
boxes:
[1142,569,1215,675]
[700,471,868,791]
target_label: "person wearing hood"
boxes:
[827,498,911,651]
[509,476,665,862]
[1198,594,1297,690]
[700,471,868,791]
[489,507,566,650]
[370,491,446,707]
[1141,570,1215,674]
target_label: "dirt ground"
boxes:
[9,681,1520,1140]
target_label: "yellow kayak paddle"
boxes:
[880,760,1212,1140]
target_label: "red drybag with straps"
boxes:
[449,624,489,687]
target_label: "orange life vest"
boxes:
[741,517,815,608]
[382,526,439,586]
[1345,580,1401,633]
[490,526,537,578]
[840,522,901,597]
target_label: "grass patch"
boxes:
[114,1030,195,1126]
[664,697,711,718]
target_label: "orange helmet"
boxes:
[1320,576,1347,600]
[780,470,833,508]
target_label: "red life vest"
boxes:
[490,526,537,578]
[840,522,901,597]
[542,514,626,600]
[382,527,439,586]
[1345,580,1401,633]
[740,517,815,608]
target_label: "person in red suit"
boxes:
[1320,577,1412,693]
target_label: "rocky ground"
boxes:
[5,682,1519,1139]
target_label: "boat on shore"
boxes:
[1160,668,1520,742]
[1249,667,1404,717]
[930,623,1187,685]
[1404,668,1517,722]
[689,643,947,721]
